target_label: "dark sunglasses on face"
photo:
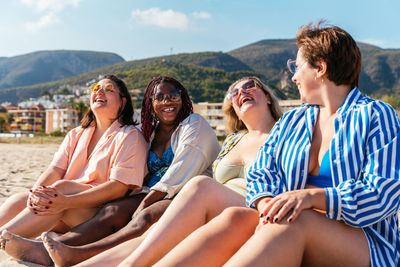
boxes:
[153,89,182,102]
[90,83,115,93]
[227,80,257,102]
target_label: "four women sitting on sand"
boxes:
[1,21,400,267]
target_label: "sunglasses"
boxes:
[90,83,116,93]
[287,59,307,74]
[227,80,257,102]
[153,89,182,102]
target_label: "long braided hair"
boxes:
[141,76,193,142]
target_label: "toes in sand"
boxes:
[1,229,52,266]
[42,232,84,267]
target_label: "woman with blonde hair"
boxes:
[118,76,282,266]
[146,22,400,267]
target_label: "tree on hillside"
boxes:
[380,94,400,110]
[0,116,6,132]
[73,101,88,122]
[55,87,71,95]
[5,113,14,130]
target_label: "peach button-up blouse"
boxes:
[50,120,148,187]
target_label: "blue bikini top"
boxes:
[307,151,333,188]
[146,147,174,188]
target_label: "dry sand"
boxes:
[0,143,59,267]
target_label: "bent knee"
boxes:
[133,208,158,229]
[51,180,90,195]
[182,175,218,195]
[220,207,259,226]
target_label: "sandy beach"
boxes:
[0,143,59,266]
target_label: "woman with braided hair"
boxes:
[0,76,219,266]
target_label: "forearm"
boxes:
[308,188,327,211]
[142,190,167,207]
[33,166,65,188]
[65,180,129,209]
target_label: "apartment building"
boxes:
[45,107,78,133]
[193,102,225,136]
[194,100,303,136]
[8,105,46,132]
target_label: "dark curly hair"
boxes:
[81,74,137,128]
[141,76,193,142]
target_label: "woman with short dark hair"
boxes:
[138,22,399,267]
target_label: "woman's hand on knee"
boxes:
[258,190,314,227]
[28,186,67,215]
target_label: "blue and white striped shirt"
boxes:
[246,88,400,267]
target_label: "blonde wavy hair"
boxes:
[223,76,282,134]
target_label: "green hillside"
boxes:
[0,61,277,105]
[1,40,399,104]
[0,50,124,89]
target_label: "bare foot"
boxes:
[1,230,53,266]
[47,231,61,240]
[42,232,90,267]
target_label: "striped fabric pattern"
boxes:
[246,88,400,266]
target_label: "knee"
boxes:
[132,208,158,230]
[97,202,131,230]
[219,207,259,227]
[181,175,216,196]
[262,209,318,236]
[51,180,74,194]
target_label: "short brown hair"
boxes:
[296,21,361,88]
[223,76,282,134]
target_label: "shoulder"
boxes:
[273,104,311,130]
[65,126,85,140]
[223,130,246,144]
[172,113,218,146]
[351,93,399,126]
[113,124,148,147]
[180,113,207,125]
[178,113,213,132]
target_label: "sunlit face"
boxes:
[152,82,182,126]
[229,79,271,120]
[291,49,321,104]
[90,78,125,120]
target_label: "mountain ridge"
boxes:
[1,40,399,103]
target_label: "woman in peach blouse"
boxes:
[0,74,147,240]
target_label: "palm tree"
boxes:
[0,116,6,132]
[73,101,88,122]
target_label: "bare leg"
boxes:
[42,200,171,266]
[119,176,246,267]
[74,228,153,267]
[154,207,259,267]
[0,192,29,227]
[224,209,370,267]
[0,194,147,265]
[0,181,95,238]
[57,194,146,246]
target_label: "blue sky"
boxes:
[1,0,399,61]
